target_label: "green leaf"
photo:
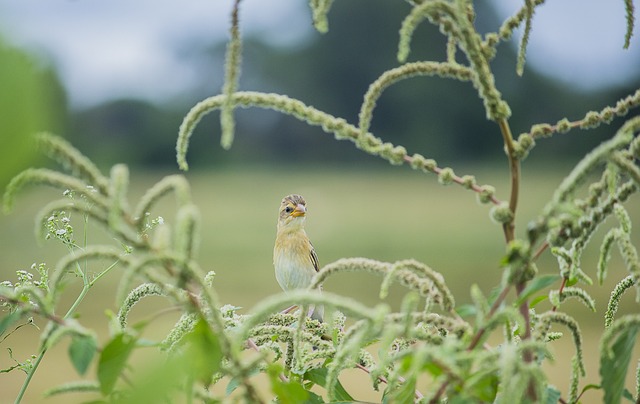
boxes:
[274,382,320,404]
[566,276,579,287]
[392,376,417,404]
[454,304,477,318]
[68,334,97,375]
[423,361,444,377]
[545,385,562,404]
[114,354,184,403]
[487,284,504,307]
[226,367,261,396]
[600,324,640,404]
[304,367,354,401]
[579,383,600,395]
[514,275,561,306]
[530,294,548,308]
[465,372,499,402]
[0,311,21,336]
[622,388,635,402]
[183,318,223,384]
[226,376,242,396]
[97,332,137,395]
[267,365,320,404]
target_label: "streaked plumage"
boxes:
[273,194,323,321]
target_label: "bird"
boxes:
[273,194,323,322]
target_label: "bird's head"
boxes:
[278,194,307,230]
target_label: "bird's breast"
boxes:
[274,232,316,291]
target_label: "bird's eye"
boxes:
[284,206,293,213]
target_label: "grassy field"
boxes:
[1,164,639,402]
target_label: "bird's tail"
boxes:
[309,305,324,323]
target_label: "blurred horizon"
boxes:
[0,0,638,109]
[1,0,639,177]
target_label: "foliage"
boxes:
[2,0,640,403]
[0,38,66,189]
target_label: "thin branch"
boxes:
[498,118,519,242]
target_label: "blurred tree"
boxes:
[66,0,639,168]
[240,0,638,164]
[0,38,67,188]
[70,100,186,169]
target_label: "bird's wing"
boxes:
[309,241,320,272]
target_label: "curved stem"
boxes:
[551,277,568,312]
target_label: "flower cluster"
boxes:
[44,210,74,246]
[0,263,49,310]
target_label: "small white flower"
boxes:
[47,216,55,222]
[61,217,70,223]
[157,217,165,225]
[55,229,67,235]
[63,189,71,196]
[16,271,34,281]
[86,185,96,192]
[0,281,13,287]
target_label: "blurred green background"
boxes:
[1,0,640,402]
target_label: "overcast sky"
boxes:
[0,0,638,109]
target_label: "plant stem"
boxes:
[467,284,511,351]
[499,118,537,399]
[431,283,513,402]
[14,283,90,404]
[14,348,46,404]
[551,277,568,312]
[15,256,120,403]
[498,118,519,243]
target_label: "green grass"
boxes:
[1,165,639,402]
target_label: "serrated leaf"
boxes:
[600,324,640,404]
[514,275,561,306]
[304,367,354,401]
[68,334,97,375]
[184,318,222,385]
[97,332,137,395]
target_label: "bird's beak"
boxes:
[291,204,306,217]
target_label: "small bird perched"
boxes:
[273,194,323,322]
